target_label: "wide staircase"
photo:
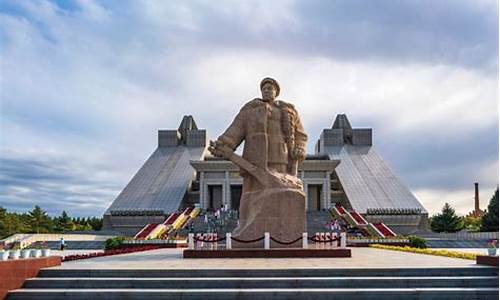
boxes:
[29,241,105,250]
[306,210,333,234]
[133,207,201,240]
[8,267,498,299]
[332,204,397,238]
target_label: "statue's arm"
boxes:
[216,110,246,151]
[293,112,308,161]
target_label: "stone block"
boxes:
[158,130,180,147]
[185,130,206,147]
[232,187,306,248]
[321,129,344,147]
[352,128,372,146]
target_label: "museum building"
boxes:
[103,114,428,235]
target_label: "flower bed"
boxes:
[163,212,179,225]
[183,207,194,216]
[62,245,160,262]
[350,211,368,225]
[135,223,159,239]
[369,244,479,260]
[366,223,385,238]
[335,205,347,215]
[373,223,396,237]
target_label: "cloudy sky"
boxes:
[1,0,498,217]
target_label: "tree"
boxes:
[481,187,499,232]
[82,222,93,231]
[0,207,7,238]
[56,211,74,232]
[88,217,103,231]
[28,206,51,233]
[430,203,464,233]
[464,215,482,232]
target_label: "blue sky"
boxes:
[0,0,498,217]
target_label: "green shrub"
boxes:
[105,237,126,250]
[408,236,427,248]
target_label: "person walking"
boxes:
[59,237,66,251]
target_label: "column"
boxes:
[224,171,230,208]
[200,172,205,209]
[304,179,309,211]
[322,171,329,210]
[203,184,209,210]
[326,171,332,209]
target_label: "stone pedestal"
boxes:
[233,186,306,248]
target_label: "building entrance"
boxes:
[230,185,242,211]
[307,184,323,211]
[208,185,223,210]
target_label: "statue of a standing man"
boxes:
[210,78,308,247]
[215,77,308,177]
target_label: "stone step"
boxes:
[39,267,498,278]
[8,287,499,300]
[24,276,499,289]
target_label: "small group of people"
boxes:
[326,219,343,234]
[201,205,239,234]
[214,204,230,219]
[203,204,232,223]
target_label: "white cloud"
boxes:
[191,51,497,140]
[0,0,497,216]
[415,185,497,216]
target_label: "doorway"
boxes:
[230,185,242,211]
[208,185,223,210]
[307,184,323,211]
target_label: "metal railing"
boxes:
[187,232,347,250]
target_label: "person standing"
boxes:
[59,237,66,251]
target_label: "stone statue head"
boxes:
[260,77,280,101]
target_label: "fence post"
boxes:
[226,233,232,250]
[302,232,308,249]
[188,233,194,250]
[264,232,270,249]
[340,232,346,248]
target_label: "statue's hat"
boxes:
[260,77,280,97]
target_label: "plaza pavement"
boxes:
[53,247,484,270]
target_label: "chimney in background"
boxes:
[474,182,480,212]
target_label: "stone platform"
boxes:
[45,248,489,269]
[6,248,498,299]
[0,256,61,299]
[477,255,499,267]
[183,248,351,258]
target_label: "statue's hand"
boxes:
[208,140,234,159]
[291,147,306,160]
